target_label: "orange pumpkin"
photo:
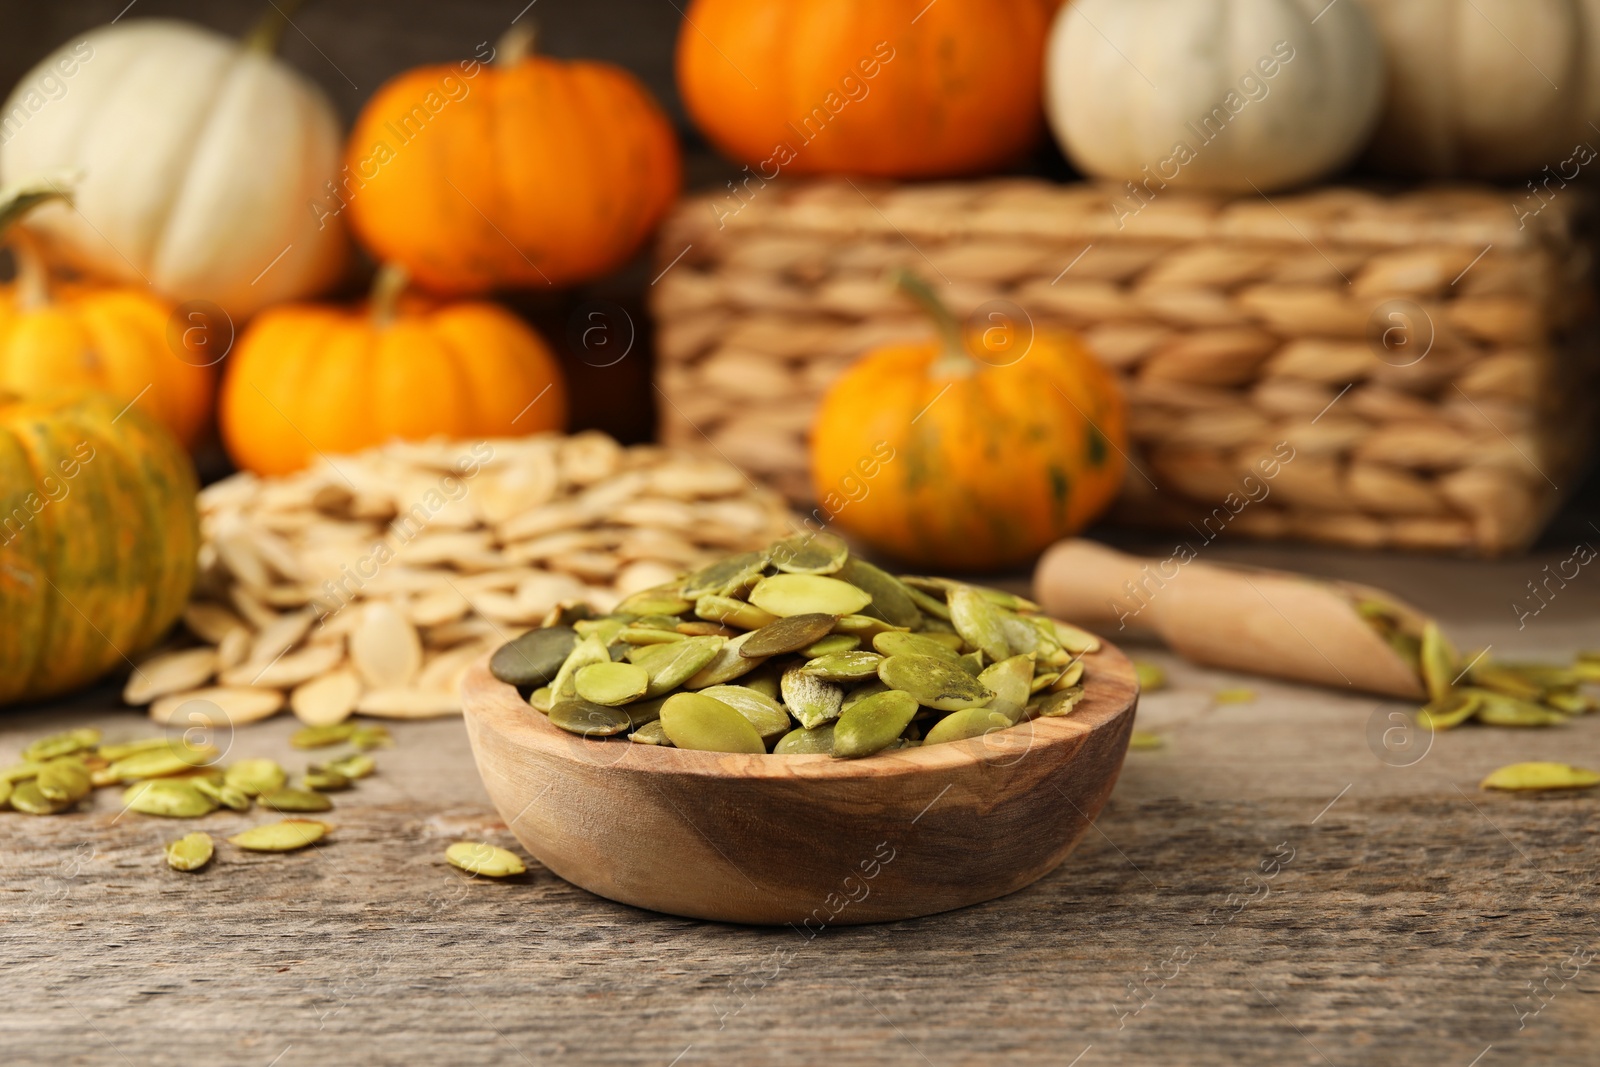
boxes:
[0,389,199,705]
[0,182,215,450]
[810,273,1126,571]
[677,0,1049,179]
[341,27,681,295]
[219,265,568,476]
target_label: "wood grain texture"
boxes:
[2,542,1600,1067]
[461,642,1137,925]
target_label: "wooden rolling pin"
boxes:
[1034,539,1428,699]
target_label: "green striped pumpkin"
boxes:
[0,390,198,704]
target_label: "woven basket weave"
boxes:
[650,179,1597,555]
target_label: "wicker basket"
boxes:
[650,179,1597,555]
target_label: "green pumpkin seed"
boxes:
[682,631,767,688]
[801,651,884,683]
[677,621,737,638]
[1472,690,1567,727]
[1129,731,1165,750]
[302,766,353,793]
[574,616,630,646]
[1415,690,1480,730]
[0,778,11,808]
[879,654,995,711]
[740,665,783,700]
[833,690,919,759]
[37,759,92,803]
[1213,688,1256,705]
[633,635,726,696]
[325,753,376,780]
[841,679,891,711]
[873,631,962,662]
[774,723,835,755]
[769,531,849,575]
[1546,690,1596,715]
[229,819,329,852]
[924,709,1012,746]
[659,692,766,753]
[1052,660,1086,691]
[108,745,213,782]
[749,574,872,618]
[350,725,393,750]
[1419,621,1457,703]
[257,787,334,813]
[903,584,953,620]
[956,651,986,677]
[837,558,922,629]
[741,613,840,657]
[96,737,174,761]
[614,586,695,617]
[224,758,286,797]
[618,625,687,646]
[1480,762,1600,791]
[802,634,860,657]
[23,727,101,762]
[1133,661,1166,692]
[574,661,651,706]
[1045,619,1101,655]
[2,760,44,783]
[1468,664,1545,702]
[697,685,792,741]
[489,626,579,687]
[446,841,527,877]
[553,634,613,698]
[832,614,908,638]
[549,698,633,737]
[780,667,845,729]
[949,588,1011,663]
[124,779,219,818]
[166,832,215,871]
[10,780,72,815]
[979,655,1035,724]
[1029,686,1086,718]
[630,613,685,631]
[630,720,674,746]
[193,778,253,811]
[290,723,357,750]
[680,551,768,599]
[691,594,776,631]
[529,686,554,713]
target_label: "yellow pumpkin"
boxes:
[0,389,199,705]
[219,265,568,476]
[0,180,215,450]
[810,274,1126,570]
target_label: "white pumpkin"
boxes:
[1356,0,1600,178]
[1044,0,1385,194]
[0,17,347,319]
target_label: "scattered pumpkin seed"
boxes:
[549,698,633,737]
[96,737,174,761]
[924,709,1012,746]
[36,759,92,803]
[290,723,357,749]
[350,725,393,750]
[780,666,845,729]
[775,723,835,755]
[446,841,527,877]
[1030,685,1087,718]
[630,720,673,746]
[1419,621,1456,703]
[1132,661,1167,692]
[302,766,353,792]
[10,780,72,815]
[489,626,578,687]
[1416,691,1480,731]
[741,613,840,657]
[879,654,995,712]
[833,690,920,759]
[1472,691,1567,727]
[574,661,651,706]
[224,758,287,797]
[325,753,376,780]
[108,745,213,782]
[749,574,873,618]
[659,692,766,754]
[124,779,219,818]
[1129,731,1165,750]
[2,760,44,783]
[229,819,329,852]
[193,778,253,811]
[257,787,334,813]
[1480,762,1600,792]
[0,778,11,808]
[1213,688,1256,705]
[801,650,885,683]
[1052,660,1087,691]
[23,728,102,762]
[166,832,215,871]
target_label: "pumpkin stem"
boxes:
[245,0,311,54]
[894,269,973,376]
[370,262,409,328]
[496,22,537,66]
[0,174,77,311]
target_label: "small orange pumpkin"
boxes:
[0,181,215,450]
[810,273,1127,571]
[219,265,568,477]
[677,0,1049,179]
[341,26,681,295]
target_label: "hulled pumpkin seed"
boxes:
[574,661,650,706]
[879,654,995,711]
[325,753,376,779]
[290,723,357,749]
[682,631,767,688]
[1129,731,1165,750]
[872,630,961,662]
[108,744,213,782]
[679,550,767,599]
[841,679,890,711]
[1031,685,1087,718]
[903,583,952,620]
[635,635,725,696]
[224,758,287,797]
[774,723,835,755]
[924,709,1012,746]
[956,651,986,677]
[979,655,1035,724]
[802,634,860,657]
[1419,621,1457,703]
[697,685,792,741]
[0,778,11,808]
[10,780,73,815]
[1046,619,1101,655]
[1052,659,1086,691]
[694,593,781,631]
[229,819,329,852]
[257,787,334,813]
[630,720,674,746]
[801,651,884,683]
[619,624,688,646]
[780,667,845,729]
[1133,661,1166,692]
[2,760,44,783]
[350,725,393,750]
[1480,762,1600,792]
[549,698,633,737]
[96,737,173,761]
[1415,691,1480,731]
[37,759,92,803]
[833,690,919,759]
[659,692,766,753]
[741,613,840,658]
[302,766,353,792]
[1468,664,1546,702]
[193,778,253,811]
[446,841,527,877]
[832,614,907,638]
[489,625,578,687]
[837,557,921,629]
[529,686,554,713]
[949,588,1011,663]
[124,779,219,818]
[554,635,612,698]
[769,531,849,575]
[24,728,101,762]
[1472,691,1567,727]
[614,586,695,617]
[749,574,872,618]
[166,832,215,871]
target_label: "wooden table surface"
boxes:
[3,538,1598,1067]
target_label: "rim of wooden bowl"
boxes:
[462,636,1137,780]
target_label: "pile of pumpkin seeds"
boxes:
[489,533,1098,758]
[1359,600,1600,729]
[1,722,390,870]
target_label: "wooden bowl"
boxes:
[461,637,1138,926]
